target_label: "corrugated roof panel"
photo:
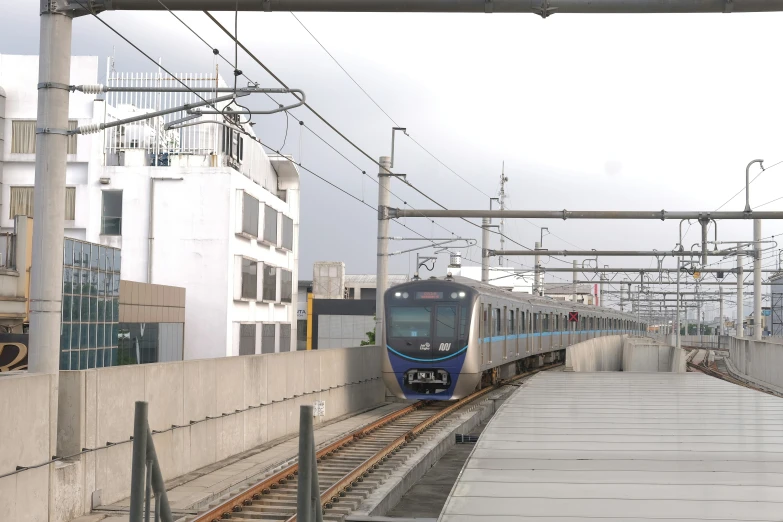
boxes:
[440,371,783,521]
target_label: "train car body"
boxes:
[382,276,643,400]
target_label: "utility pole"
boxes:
[481,218,490,284]
[376,156,391,346]
[31,4,73,517]
[498,163,507,267]
[737,244,744,337]
[754,218,763,340]
[572,260,578,303]
[533,241,542,296]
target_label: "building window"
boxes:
[263,264,277,301]
[281,215,293,250]
[263,205,278,244]
[101,190,122,235]
[60,238,121,370]
[239,323,256,355]
[222,126,244,162]
[261,323,276,354]
[241,258,258,299]
[11,120,77,154]
[242,192,259,237]
[9,186,75,219]
[280,269,292,303]
[280,324,291,352]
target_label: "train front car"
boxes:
[382,280,480,400]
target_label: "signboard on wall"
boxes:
[0,334,29,372]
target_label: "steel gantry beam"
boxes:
[490,249,734,257]
[74,0,783,14]
[388,209,783,220]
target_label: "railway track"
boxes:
[191,363,560,522]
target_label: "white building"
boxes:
[0,54,300,359]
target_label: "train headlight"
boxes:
[394,292,401,297]
[402,292,409,298]
[458,292,466,298]
[450,292,458,298]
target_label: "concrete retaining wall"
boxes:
[566,336,685,373]
[622,337,686,373]
[726,336,783,391]
[0,373,55,522]
[1,346,385,522]
[564,335,625,372]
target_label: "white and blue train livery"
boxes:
[382,276,643,400]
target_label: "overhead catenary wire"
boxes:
[202,12,577,279]
[285,12,585,252]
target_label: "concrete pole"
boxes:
[533,241,541,295]
[29,8,71,374]
[376,156,391,345]
[719,286,724,336]
[737,245,744,337]
[754,219,763,340]
[599,272,605,307]
[675,264,681,349]
[30,9,71,516]
[481,218,490,283]
[572,260,578,303]
[130,402,149,522]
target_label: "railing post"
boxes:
[297,405,315,522]
[311,427,323,522]
[145,458,153,522]
[145,427,173,522]
[130,401,149,522]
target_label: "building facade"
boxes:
[0,54,299,359]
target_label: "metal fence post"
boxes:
[297,405,315,522]
[145,458,153,522]
[145,427,173,522]
[311,430,323,522]
[130,401,149,522]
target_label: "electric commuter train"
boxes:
[382,276,643,400]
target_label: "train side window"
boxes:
[503,306,508,336]
[542,313,548,332]
[493,308,501,336]
[532,313,537,333]
[555,314,559,332]
[520,311,526,333]
[509,309,515,335]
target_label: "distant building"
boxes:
[0,54,299,359]
[297,262,408,350]
[543,283,597,305]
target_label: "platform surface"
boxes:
[440,371,783,521]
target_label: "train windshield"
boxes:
[389,306,432,338]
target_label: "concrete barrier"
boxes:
[566,335,685,373]
[725,336,783,391]
[0,346,384,522]
[565,335,625,372]
[0,372,55,522]
[621,337,686,373]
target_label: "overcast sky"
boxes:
[4,4,783,319]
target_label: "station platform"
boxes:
[440,371,783,521]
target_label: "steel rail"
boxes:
[195,361,559,522]
[193,401,427,522]
[288,362,562,522]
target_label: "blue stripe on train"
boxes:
[479,329,627,343]
[386,345,467,400]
